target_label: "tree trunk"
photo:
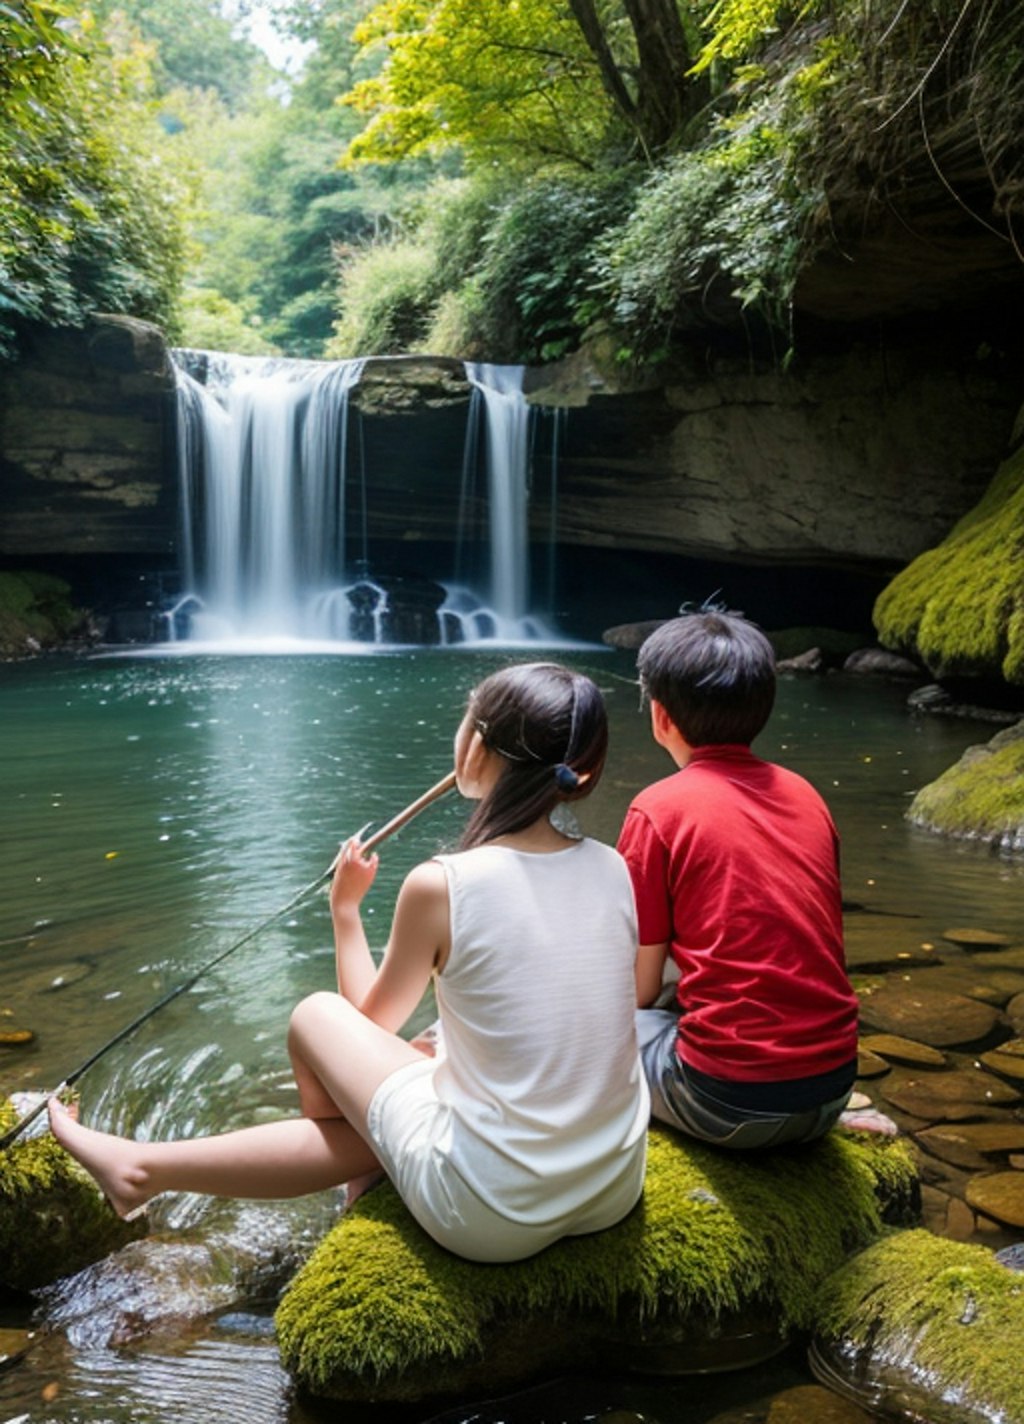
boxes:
[622,0,700,151]
[566,0,639,132]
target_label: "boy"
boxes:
[617,609,866,1149]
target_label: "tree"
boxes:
[0,3,191,355]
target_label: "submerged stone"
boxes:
[915,1123,1024,1171]
[906,721,1024,852]
[858,983,1000,1046]
[966,1172,1024,1229]
[276,1127,917,1405]
[942,927,1013,951]
[811,1230,1024,1424]
[0,1098,144,1292]
[880,1068,1020,1122]
[860,1034,946,1068]
[980,1042,1024,1083]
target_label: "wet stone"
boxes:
[0,1029,35,1049]
[995,1242,1024,1270]
[1008,993,1024,1035]
[942,927,1013,950]
[1011,1155,1024,1169]
[860,1033,947,1067]
[966,1172,1024,1229]
[880,1067,1020,1121]
[980,1042,1024,1083]
[920,1185,976,1241]
[855,1047,890,1079]
[858,984,1001,1047]
[0,1328,36,1372]
[915,1123,1024,1171]
[766,1384,877,1423]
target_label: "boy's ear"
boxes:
[650,699,674,746]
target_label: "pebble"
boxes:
[980,1042,1024,1083]
[860,1033,947,1067]
[855,1048,890,1079]
[920,1185,976,1242]
[0,1028,35,1048]
[966,1173,1024,1229]
[942,927,1013,950]
[1008,993,1024,1035]
[766,1384,877,1423]
[914,1123,1024,1171]
[858,985,1000,1047]
[880,1067,1020,1121]
[0,1328,36,1372]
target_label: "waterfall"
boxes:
[172,353,365,643]
[170,352,558,647]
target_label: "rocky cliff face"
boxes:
[0,315,178,557]
[0,319,1018,585]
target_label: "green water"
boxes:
[1,648,1021,1423]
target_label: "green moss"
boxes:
[874,441,1024,685]
[0,1099,143,1292]
[276,1126,917,1402]
[907,721,1024,849]
[0,570,82,657]
[814,1230,1024,1421]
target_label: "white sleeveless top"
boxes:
[431,838,649,1224]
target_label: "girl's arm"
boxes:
[331,839,449,1034]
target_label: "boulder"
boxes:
[275,1126,917,1405]
[811,1230,1024,1424]
[874,435,1024,687]
[906,720,1024,852]
[0,1098,144,1293]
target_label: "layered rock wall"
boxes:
[0,316,178,556]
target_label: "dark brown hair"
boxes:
[637,610,775,747]
[458,662,608,851]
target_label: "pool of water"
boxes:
[1,648,1021,1423]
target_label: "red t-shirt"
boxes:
[617,744,859,1083]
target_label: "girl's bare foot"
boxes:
[838,1105,899,1136]
[344,1168,384,1208]
[47,1098,151,1220]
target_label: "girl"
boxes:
[50,662,649,1263]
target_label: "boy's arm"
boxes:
[635,941,670,1008]
[617,806,674,1008]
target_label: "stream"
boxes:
[2,646,1022,1423]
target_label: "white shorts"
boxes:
[367,1058,642,1262]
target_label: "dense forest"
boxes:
[3,0,1021,365]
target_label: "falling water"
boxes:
[171,352,556,647]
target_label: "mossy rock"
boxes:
[811,1230,1024,1424]
[276,1126,918,1404]
[0,570,82,657]
[0,1099,144,1293]
[906,719,1024,851]
[873,438,1024,686]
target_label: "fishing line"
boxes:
[0,770,457,1153]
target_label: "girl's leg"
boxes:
[50,991,429,1218]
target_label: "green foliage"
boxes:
[693,0,826,73]
[874,442,1024,685]
[90,0,269,109]
[595,119,812,352]
[276,1125,917,1401]
[815,1230,1024,1420]
[0,1097,143,1291]
[0,570,83,654]
[328,240,439,356]
[0,5,191,357]
[343,0,623,168]
[178,287,279,356]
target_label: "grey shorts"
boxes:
[636,1009,852,1151]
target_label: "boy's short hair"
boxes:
[637,610,776,747]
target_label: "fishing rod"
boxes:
[0,770,458,1153]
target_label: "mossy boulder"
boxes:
[276,1126,918,1405]
[0,1099,144,1293]
[811,1230,1024,1424]
[0,570,84,658]
[906,719,1024,852]
[873,437,1024,687]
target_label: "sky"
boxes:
[231,1,314,75]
